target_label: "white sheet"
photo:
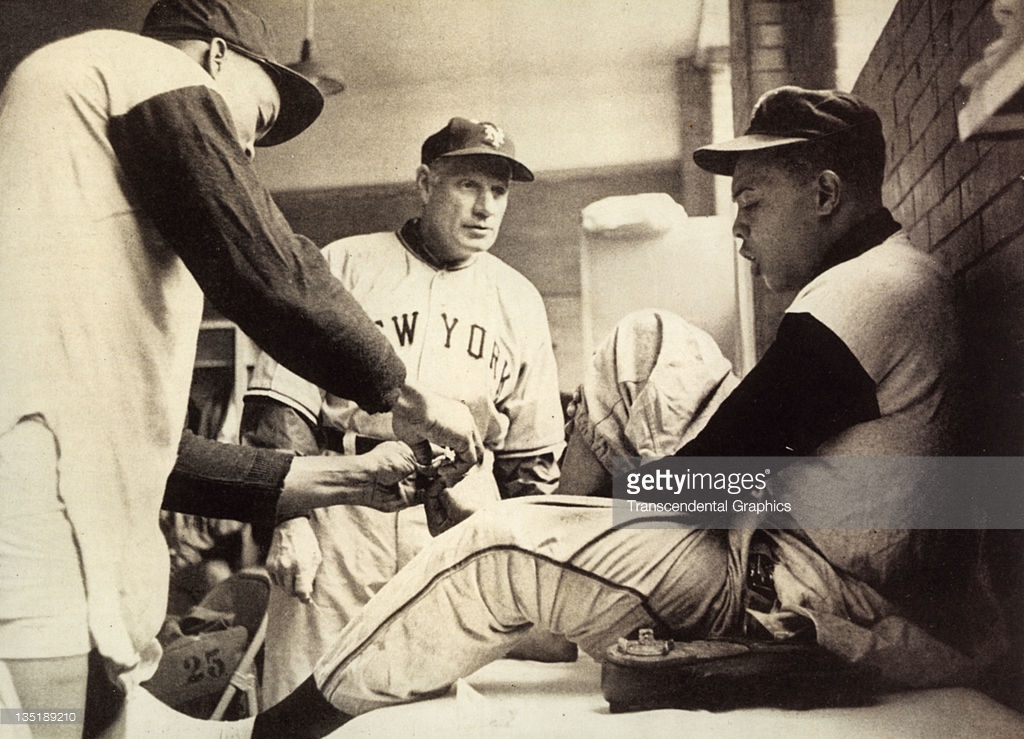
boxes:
[332,655,1024,738]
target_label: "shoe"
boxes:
[601,629,876,713]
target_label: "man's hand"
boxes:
[275,445,416,519]
[267,517,322,603]
[564,386,582,424]
[357,441,420,511]
[392,382,484,479]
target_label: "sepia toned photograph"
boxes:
[1,1,1022,736]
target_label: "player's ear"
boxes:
[415,164,432,204]
[204,37,228,79]
[816,170,841,215]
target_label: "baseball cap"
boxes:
[141,0,324,146]
[421,118,534,182]
[693,86,885,176]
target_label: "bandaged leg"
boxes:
[309,496,744,717]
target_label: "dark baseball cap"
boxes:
[693,86,885,176]
[141,0,324,147]
[421,118,534,182]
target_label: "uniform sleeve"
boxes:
[240,396,322,456]
[676,312,880,456]
[492,298,565,497]
[163,429,292,524]
[246,349,325,428]
[782,248,956,422]
[492,452,560,498]
[787,253,929,384]
[107,85,405,413]
[239,395,322,546]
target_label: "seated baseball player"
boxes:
[241,117,566,707]
[246,87,1003,739]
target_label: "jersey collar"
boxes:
[397,219,478,271]
[818,208,901,276]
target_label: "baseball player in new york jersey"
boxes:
[243,118,565,706]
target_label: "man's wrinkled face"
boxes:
[418,155,511,265]
[214,50,280,160]
[731,152,825,293]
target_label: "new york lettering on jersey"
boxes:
[373,310,514,396]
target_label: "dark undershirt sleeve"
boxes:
[108,85,404,413]
[163,430,292,523]
[492,453,560,498]
[239,396,322,456]
[675,312,880,457]
[238,396,323,546]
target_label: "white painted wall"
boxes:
[834,0,899,90]
[247,0,708,189]
[256,62,689,189]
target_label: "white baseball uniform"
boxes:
[246,222,565,704]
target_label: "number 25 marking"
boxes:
[184,648,227,683]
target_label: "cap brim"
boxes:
[438,148,535,182]
[234,51,324,147]
[693,133,811,176]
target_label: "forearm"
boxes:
[241,395,370,543]
[275,455,382,519]
[163,430,291,523]
[166,435,410,528]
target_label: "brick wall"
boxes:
[853,0,1024,458]
[853,0,1024,709]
